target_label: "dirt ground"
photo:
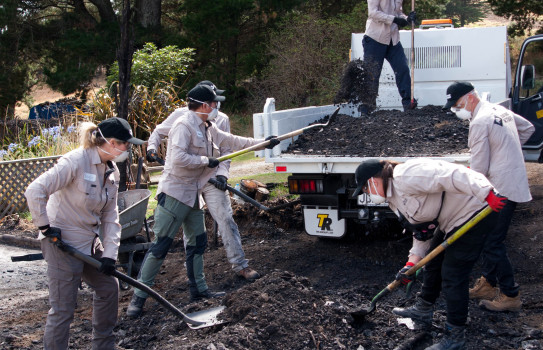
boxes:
[2,167,543,349]
[1,109,543,349]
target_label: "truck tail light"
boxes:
[288,178,324,194]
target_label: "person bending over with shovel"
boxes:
[127,84,279,317]
[24,117,145,350]
[353,158,506,350]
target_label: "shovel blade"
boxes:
[185,306,227,329]
[349,302,376,322]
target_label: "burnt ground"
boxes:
[1,107,543,349]
[2,166,543,350]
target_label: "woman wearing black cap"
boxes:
[25,117,144,350]
[353,158,506,349]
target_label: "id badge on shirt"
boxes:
[84,173,97,182]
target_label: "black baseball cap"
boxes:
[443,81,474,110]
[352,159,384,197]
[98,117,145,145]
[198,80,225,95]
[188,84,226,103]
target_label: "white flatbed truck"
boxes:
[253,26,543,238]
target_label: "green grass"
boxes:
[229,151,259,163]
[146,185,158,218]
[228,171,290,187]
[143,154,293,217]
[19,211,32,221]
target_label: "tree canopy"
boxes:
[0,0,534,120]
[487,0,543,36]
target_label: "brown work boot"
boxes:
[479,292,522,312]
[237,267,260,281]
[469,276,498,300]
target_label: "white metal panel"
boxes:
[253,103,356,157]
[269,155,470,174]
[350,26,510,109]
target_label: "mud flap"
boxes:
[303,207,345,238]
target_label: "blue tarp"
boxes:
[28,103,76,120]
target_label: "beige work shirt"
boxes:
[385,158,493,258]
[469,101,534,202]
[147,107,233,178]
[157,111,263,208]
[25,147,121,259]
[365,0,406,45]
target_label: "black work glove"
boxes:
[407,11,417,25]
[207,157,220,168]
[214,175,228,191]
[395,262,415,285]
[265,135,281,149]
[98,257,116,275]
[146,149,158,162]
[147,149,165,165]
[393,16,409,27]
[40,225,62,241]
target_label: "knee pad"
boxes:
[149,236,173,259]
[194,232,207,255]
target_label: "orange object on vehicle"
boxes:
[420,19,453,25]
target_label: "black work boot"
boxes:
[190,289,226,302]
[126,294,146,318]
[425,322,466,350]
[392,297,434,324]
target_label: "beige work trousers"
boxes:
[41,237,119,350]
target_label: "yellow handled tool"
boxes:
[350,206,493,321]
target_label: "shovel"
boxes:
[207,178,300,212]
[350,206,493,321]
[47,237,226,329]
[217,107,340,162]
[409,0,416,109]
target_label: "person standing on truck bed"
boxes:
[447,81,534,311]
[353,158,506,350]
[25,117,145,350]
[127,84,279,318]
[146,80,261,282]
[362,0,417,113]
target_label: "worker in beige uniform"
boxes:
[393,82,535,315]
[353,158,506,350]
[362,0,417,113]
[24,117,145,350]
[443,81,534,311]
[146,81,260,281]
[127,84,279,317]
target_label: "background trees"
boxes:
[0,0,537,121]
[487,0,543,37]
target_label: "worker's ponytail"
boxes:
[380,160,401,195]
[79,122,106,149]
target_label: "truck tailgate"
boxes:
[269,154,470,174]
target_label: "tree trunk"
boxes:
[88,0,117,23]
[116,0,134,192]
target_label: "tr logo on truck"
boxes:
[317,214,332,231]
